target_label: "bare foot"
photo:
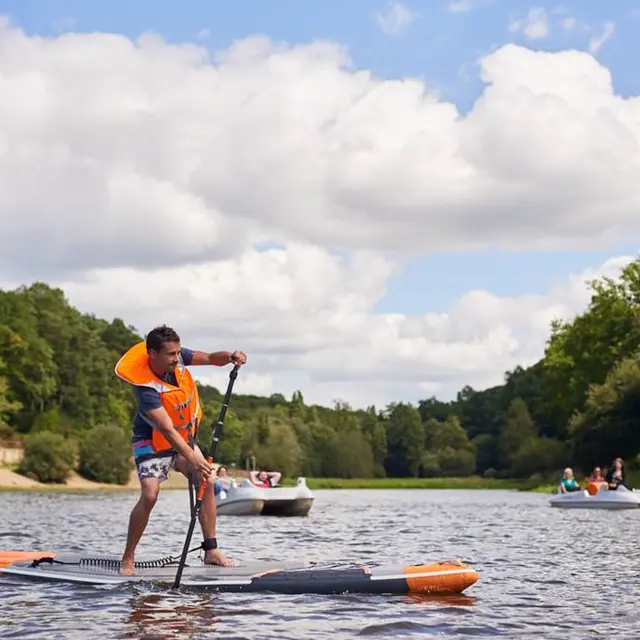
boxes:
[120,557,136,575]
[204,549,234,567]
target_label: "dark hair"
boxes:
[146,325,180,352]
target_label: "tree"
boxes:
[289,390,306,421]
[326,430,375,478]
[417,396,453,423]
[383,402,424,477]
[253,418,302,478]
[0,368,22,444]
[568,352,640,471]
[197,407,245,466]
[499,398,538,469]
[0,362,22,430]
[423,416,477,477]
[542,259,640,431]
[360,406,387,477]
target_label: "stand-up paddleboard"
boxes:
[0,550,478,595]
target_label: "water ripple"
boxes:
[1,488,639,638]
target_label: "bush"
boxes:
[77,424,132,485]
[18,432,76,483]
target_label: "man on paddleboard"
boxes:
[114,325,246,575]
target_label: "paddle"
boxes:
[172,363,240,589]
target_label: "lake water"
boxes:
[1,488,639,639]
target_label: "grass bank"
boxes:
[0,466,545,493]
[528,484,557,494]
[279,476,544,491]
[13,465,638,494]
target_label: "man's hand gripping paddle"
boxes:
[172,364,240,589]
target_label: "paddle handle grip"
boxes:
[197,456,214,501]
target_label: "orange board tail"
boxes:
[0,551,55,568]
[402,561,479,594]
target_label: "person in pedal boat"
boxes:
[250,469,282,487]
[605,457,627,490]
[114,325,246,575]
[214,465,233,496]
[588,466,606,483]
[559,467,580,493]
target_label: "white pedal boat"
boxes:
[549,483,640,510]
[216,477,314,516]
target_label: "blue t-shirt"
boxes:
[131,347,194,460]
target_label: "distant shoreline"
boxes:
[284,476,547,491]
[0,466,549,493]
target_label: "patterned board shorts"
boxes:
[135,454,178,482]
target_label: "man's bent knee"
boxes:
[174,455,191,478]
[141,486,160,506]
[140,480,160,509]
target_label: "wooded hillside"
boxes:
[2,258,640,480]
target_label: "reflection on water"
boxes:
[1,488,640,639]
[117,588,477,640]
[404,592,477,607]
[121,591,222,639]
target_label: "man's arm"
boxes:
[189,349,247,367]
[268,471,282,485]
[190,350,234,366]
[145,406,200,464]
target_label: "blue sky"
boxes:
[2,0,638,315]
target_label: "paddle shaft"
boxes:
[172,364,240,588]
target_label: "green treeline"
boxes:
[1,258,640,484]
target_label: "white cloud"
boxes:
[527,6,599,40]
[32,244,637,408]
[508,7,549,39]
[196,371,275,397]
[518,9,615,58]
[589,22,615,54]
[1,18,640,408]
[374,1,417,37]
[1,19,639,277]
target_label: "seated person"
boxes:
[559,467,580,493]
[250,469,282,487]
[213,465,232,496]
[605,457,626,490]
[588,466,606,483]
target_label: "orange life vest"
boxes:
[114,341,203,454]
